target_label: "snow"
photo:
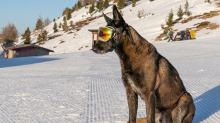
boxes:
[1,0,220,122]
[4,0,218,55]
[1,37,220,122]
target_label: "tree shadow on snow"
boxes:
[193,85,220,122]
[0,56,60,68]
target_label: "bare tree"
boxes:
[79,0,84,6]
[62,7,70,16]
[75,4,79,11]
[44,17,50,26]
[70,21,73,27]
[84,0,87,6]
[84,0,92,5]
[0,22,18,44]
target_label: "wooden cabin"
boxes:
[4,44,54,59]
[88,29,98,46]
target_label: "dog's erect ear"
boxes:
[103,12,113,25]
[113,5,125,25]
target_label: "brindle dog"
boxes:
[92,5,195,123]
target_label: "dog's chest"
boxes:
[127,76,145,100]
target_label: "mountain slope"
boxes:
[15,0,220,54]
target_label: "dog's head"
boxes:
[92,5,126,54]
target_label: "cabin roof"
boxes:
[88,29,98,32]
[5,44,54,52]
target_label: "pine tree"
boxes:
[62,21,68,32]
[36,18,43,30]
[43,31,47,40]
[24,27,31,44]
[53,18,56,22]
[92,3,95,11]
[24,32,31,44]
[103,0,109,9]
[70,21,73,27]
[37,30,47,43]
[78,1,82,9]
[37,34,42,43]
[71,6,75,13]
[132,0,136,7]
[122,0,125,8]
[21,27,31,40]
[117,0,124,10]
[59,22,62,28]
[185,0,189,13]
[89,6,92,14]
[96,1,99,9]
[186,11,191,16]
[89,3,95,15]
[149,0,153,2]
[63,16,67,22]
[98,0,103,12]
[41,30,47,41]
[67,11,72,20]
[177,5,183,18]
[53,22,57,33]
[165,9,174,26]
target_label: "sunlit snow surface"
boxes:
[1,37,220,123]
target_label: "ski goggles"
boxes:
[98,26,116,42]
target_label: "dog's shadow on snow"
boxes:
[193,85,220,122]
[0,56,60,68]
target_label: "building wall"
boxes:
[36,48,49,56]
[14,47,36,58]
[4,52,7,59]
[8,50,16,58]
[24,47,37,56]
[15,48,26,57]
[5,47,51,59]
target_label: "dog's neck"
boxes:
[115,26,155,68]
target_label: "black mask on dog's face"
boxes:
[92,5,126,54]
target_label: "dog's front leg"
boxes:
[126,86,138,123]
[123,74,138,123]
[145,91,155,123]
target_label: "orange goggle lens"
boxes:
[98,27,112,42]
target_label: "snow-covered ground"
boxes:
[1,37,220,123]
[1,0,220,122]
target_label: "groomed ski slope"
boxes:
[1,37,220,123]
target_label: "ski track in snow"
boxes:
[0,38,220,122]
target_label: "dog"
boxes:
[92,5,195,123]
